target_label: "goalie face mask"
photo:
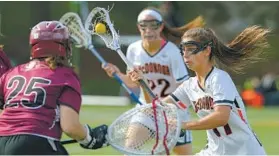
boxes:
[179,40,213,57]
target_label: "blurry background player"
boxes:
[0,46,12,116]
[103,8,204,155]
[0,46,12,77]
[0,21,108,155]
[0,33,13,115]
[129,26,269,155]
[158,1,184,27]
[0,14,13,74]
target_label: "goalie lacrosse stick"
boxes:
[59,12,142,105]
[84,7,156,100]
[61,99,181,156]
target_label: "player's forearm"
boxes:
[60,105,88,141]
[182,111,229,130]
[62,122,87,141]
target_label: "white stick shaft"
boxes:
[116,49,133,70]
[116,49,157,99]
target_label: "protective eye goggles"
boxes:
[137,20,162,31]
[179,40,213,55]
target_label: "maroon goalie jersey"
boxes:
[0,60,81,140]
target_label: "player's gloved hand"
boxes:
[179,129,186,137]
[79,124,109,150]
[176,129,186,144]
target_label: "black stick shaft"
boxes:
[61,139,77,145]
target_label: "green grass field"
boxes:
[63,105,279,155]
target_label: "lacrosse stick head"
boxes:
[107,99,181,155]
[59,12,91,49]
[85,7,120,51]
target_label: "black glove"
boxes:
[179,129,186,137]
[79,124,109,150]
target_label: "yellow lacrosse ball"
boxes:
[95,23,106,34]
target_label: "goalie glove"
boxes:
[79,124,109,150]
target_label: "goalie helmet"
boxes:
[29,21,72,60]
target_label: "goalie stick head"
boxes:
[107,99,181,155]
[29,21,72,60]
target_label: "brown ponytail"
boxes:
[45,56,72,70]
[162,16,205,44]
[182,26,270,73]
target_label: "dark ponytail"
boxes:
[182,26,270,73]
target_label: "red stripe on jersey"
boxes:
[161,39,167,47]
[177,101,187,110]
[237,109,247,123]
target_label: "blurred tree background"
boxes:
[0,1,278,95]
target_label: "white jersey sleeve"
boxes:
[210,71,235,107]
[170,81,192,108]
[169,43,189,83]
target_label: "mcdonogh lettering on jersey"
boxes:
[193,96,214,113]
[135,62,170,76]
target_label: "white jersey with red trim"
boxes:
[171,67,266,155]
[126,40,189,101]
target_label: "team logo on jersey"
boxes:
[135,62,170,76]
[193,96,213,112]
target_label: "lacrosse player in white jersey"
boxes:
[103,7,204,155]
[129,26,269,155]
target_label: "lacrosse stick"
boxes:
[84,7,156,100]
[84,7,187,107]
[83,7,183,155]
[61,99,181,155]
[84,7,187,110]
[59,12,142,105]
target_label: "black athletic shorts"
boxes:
[0,134,68,155]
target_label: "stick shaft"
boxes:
[88,45,143,105]
[116,49,156,99]
[61,139,77,145]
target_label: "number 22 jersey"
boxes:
[127,40,189,101]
